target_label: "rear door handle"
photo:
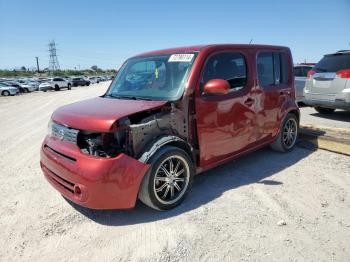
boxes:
[244,98,254,107]
[280,90,291,96]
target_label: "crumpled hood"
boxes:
[52,97,167,132]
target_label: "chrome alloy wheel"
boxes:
[153,155,190,205]
[282,118,298,149]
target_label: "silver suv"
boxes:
[304,50,350,114]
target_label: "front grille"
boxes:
[44,145,76,162]
[52,123,79,144]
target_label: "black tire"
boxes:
[270,113,298,152]
[54,85,60,91]
[314,107,335,114]
[86,82,90,86]
[24,88,29,93]
[67,84,71,90]
[138,146,194,211]
[2,90,10,96]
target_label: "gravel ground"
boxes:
[300,107,350,130]
[0,82,350,261]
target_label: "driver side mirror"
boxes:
[203,79,230,95]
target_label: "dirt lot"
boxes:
[1,82,349,261]
[300,107,350,130]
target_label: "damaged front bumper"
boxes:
[40,136,150,209]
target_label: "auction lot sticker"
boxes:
[168,54,194,62]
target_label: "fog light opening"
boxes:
[74,185,82,196]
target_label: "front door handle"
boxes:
[244,98,254,107]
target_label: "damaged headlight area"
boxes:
[77,129,129,158]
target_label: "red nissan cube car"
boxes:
[40,44,299,210]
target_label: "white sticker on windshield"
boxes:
[168,54,194,62]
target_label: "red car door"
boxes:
[195,50,257,169]
[255,51,293,142]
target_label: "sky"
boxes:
[0,0,349,70]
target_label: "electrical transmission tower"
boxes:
[48,40,60,75]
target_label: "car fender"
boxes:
[138,135,194,164]
[275,98,300,138]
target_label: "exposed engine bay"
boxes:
[76,103,189,158]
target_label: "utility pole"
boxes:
[35,57,40,73]
[48,40,60,75]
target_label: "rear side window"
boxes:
[257,52,290,86]
[257,53,274,86]
[315,54,350,72]
[202,52,247,92]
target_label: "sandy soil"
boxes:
[0,82,349,261]
[300,107,350,130]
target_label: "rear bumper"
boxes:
[40,136,150,209]
[304,98,350,110]
[304,88,350,110]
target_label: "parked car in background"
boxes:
[88,77,99,84]
[304,50,350,113]
[294,64,314,104]
[0,82,19,96]
[72,77,90,86]
[39,77,72,92]
[62,77,73,86]
[1,81,25,93]
[26,80,40,91]
[40,44,299,211]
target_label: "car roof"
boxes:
[134,44,289,57]
[325,50,350,56]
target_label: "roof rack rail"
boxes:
[336,50,350,53]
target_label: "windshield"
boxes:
[315,53,350,72]
[106,53,197,101]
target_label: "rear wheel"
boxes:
[67,84,71,90]
[24,88,29,93]
[86,82,90,86]
[2,90,10,96]
[54,85,60,91]
[270,113,298,152]
[314,107,335,114]
[138,146,194,210]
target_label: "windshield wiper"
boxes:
[105,94,124,99]
[105,94,151,100]
[122,96,152,101]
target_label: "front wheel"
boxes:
[54,85,60,91]
[315,107,335,114]
[2,90,10,96]
[67,84,71,90]
[138,146,194,210]
[270,113,298,152]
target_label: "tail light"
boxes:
[336,69,350,78]
[307,70,316,79]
